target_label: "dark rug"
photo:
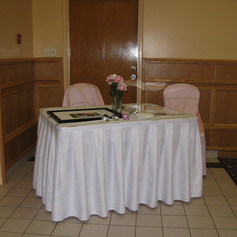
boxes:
[28,156,35,161]
[217,158,237,186]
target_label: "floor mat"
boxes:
[28,156,35,161]
[217,158,237,186]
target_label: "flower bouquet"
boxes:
[106,74,127,113]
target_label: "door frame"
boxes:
[63,0,144,103]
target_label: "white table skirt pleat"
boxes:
[33,108,203,221]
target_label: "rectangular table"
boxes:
[33,105,203,221]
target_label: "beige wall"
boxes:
[1,0,237,60]
[0,0,33,59]
[32,0,64,57]
[143,0,237,59]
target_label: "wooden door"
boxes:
[69,0,138,104]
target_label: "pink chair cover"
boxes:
[62,83,105,107]
[163,83,206,175]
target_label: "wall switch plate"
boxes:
[44,48,57,57]
[51,48,57,57]
[44,48,50,57]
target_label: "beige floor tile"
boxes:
[137,204,160,214]
[231,205,237,216]
[161,204,185,215]
[0,196,25,207]
[216,180,236,189]
[6,188,32,197]
[136,214,161,227]
[218,229,237,237]
[16,178,33,189]
[204,196,229,206]
[28,191,39,198]
[85,213,111,225]
[0,232,22,237]
[172,200,184,205]
[213,170,233,179]
[111,213,136,226]
[0,217,7,227]
[136,226,162,237]
[187,216,215,228]
[208,205,235,217]
[221,188,237,197]
[34,208,52,221]
[13,207,38,220]
[203,186,223,196]
[212,216,237,229]
[107,225,135,237]
[203,180,219,188]
[210,168,228,176]
[0,218,31,233]
[215,176,233,184]
[25,220,56,235]
[0,206,16,218]
[184,205,210,216]
[226,196,237,206]
[203,174,217,183]
[0,185,14,195]
[62,217,84,224]
[190,228,219,237]
[52,222,82,236]
[183,197,206,206]
[162,215,188,228]
[125,207,136,214]
[0,189,12,196]
[79,224,108,237]
[23,234,50,237]
[163,227,190,237]
[20,196,43,209]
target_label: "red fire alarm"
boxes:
[17,33,22,44]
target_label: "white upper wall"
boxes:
[0,0,33,59]
[32,0,64,57]
[1,0,236,60]
[143,0,237,59]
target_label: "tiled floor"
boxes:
[0,160,236,237]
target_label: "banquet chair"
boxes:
[62,83,105,107]
[163,83,206,175]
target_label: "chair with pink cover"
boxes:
[62,83,105,107]
[163,83,206,175]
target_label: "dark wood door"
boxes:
[69,0,138,104]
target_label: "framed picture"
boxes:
[47,107,122,123]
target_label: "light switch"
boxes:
[44,48,50,57]
[44,48,57,57]
[51,48,57,57]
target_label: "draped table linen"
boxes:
[33,106,203,221]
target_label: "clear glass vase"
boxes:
[112,95,122,113]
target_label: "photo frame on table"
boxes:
[47,107,122,123]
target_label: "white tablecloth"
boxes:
[33,107,203,221]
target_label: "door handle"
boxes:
[130,66,136,72]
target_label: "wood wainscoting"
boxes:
[142,58,237,156]
[0,58,63,182]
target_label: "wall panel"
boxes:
[143,58,237,154]
[0,58,63,183]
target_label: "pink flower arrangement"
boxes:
[106,74,127,112]
[106,74,127,91]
